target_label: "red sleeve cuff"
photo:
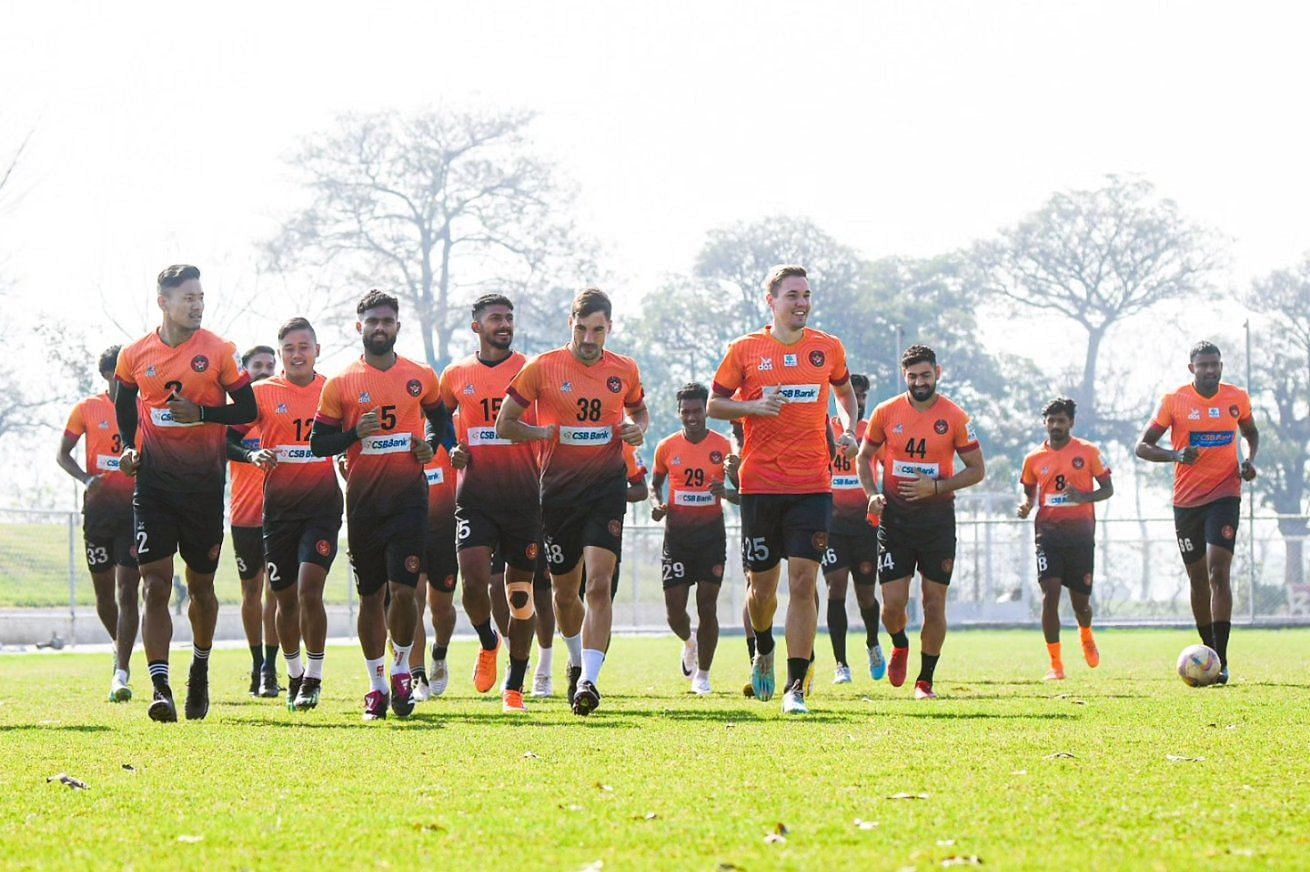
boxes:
[711,381,734,398]
[505,387,530,408]
[315,413,342,427]
[115,375,136,388]
[226,372,252,393]
[830,371,850,387]
[624,390,645,410]
[958,441,981,455]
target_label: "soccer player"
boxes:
[228,345,280,698]
[115,265,256,722]
[409,446,459,701]
[311,290,450,721]
[440,294,544,713]
[651,383,735,695]
[1135,341,1257,683]
[822,373,887,685]
[497,287,648,716]
[707,265,859,715]
[1018,398,1114,680]
[857,345,985,700]
[228,318,342,712]
[57,345,141,702]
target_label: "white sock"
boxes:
[365,656,388,693]
[114,668,129,684]
[283,650,304,679]
[536,645,553,676]
[581,648,606,685]
[305,651,324,681]
[392,642,412,676]
[563,632,583,668]
[695,668,710,682]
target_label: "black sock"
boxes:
[860,605,881,649]
[263,644,278,671]
[786,657,809,692]
[1212,621,1231,667]
[249,645,262,670]
[827,599,848,666]
[473,619,498,650]
[433,644,448,662]
[891,630,909,649]
[917,653,939,684]
[755,627,775,657]
[507,657,530,692]
[746,635,757,662]
[412,666,427,682]
[1197,623,1216,650]
[149,661,169,692]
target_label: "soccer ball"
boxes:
[1177,644,1221,687]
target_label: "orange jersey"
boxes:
[316,356,442,518]
[1020,437,1111,545]
[506,347,644,506]
[439,352,539,512]
[864,393,979,521]
[228,427,264,527]
[831,417,872,534]
[653,430,731,545]
[711,326,850,495]
[424,447,456,527]
[1152,383,1253,508]
[63,393,135,518]
[242,373,342,523]
[114,328,250,492]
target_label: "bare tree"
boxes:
[972,175,1221,445]
[0,126,35,439]
[263,108,585,371]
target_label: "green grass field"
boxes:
[1,629,1307,870]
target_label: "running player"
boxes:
[409,445,459,701]
[651,383,735,695]
[1135,341,1257,683]
[57,345,141,702]
[441,294,543,713]
[822,373,887,684]
[857,345,985,700]
[708,265,859,715]
[1018,397,1113,680]
[497,287,648,716]
[311,290,450,721]
[115,264,256,722]
[228,318,342,712]
[228,345,280,698]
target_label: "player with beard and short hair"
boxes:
[115,265,257,722]
[708,265,859,715]
[57,345,142,702]
[497,288,649,716]
[228,318,342,711]
[1136,341,1257,683]
[311,290,452,721]
[858,345,985,700]
[229,345,281,698]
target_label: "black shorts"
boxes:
[347,509,426,596]
[231,525,264,581]
[263,517,340,592]
[456,503,542,572]
[1036,542,1095,595]
[541,487,627,574]
[662,536,727,589]
[83,513,135,574]
[822,528,880,585]
[1174,497,1240,564]
[133,487,225,574]
[739,492,832,572]
[425,520,458,594]
[877,514,956,585]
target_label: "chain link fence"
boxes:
[3,503,1308,646]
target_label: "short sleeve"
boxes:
[653,439,669,476]
[955,410,980,452]
[1236,390,1253,424]
[828,339,850,386]
[1152,394,1173,430]
[420,367,442,410]
[1019,454,1037,487]
[865,405,887,447]
[1091,448,1111,478]
[219,341,250,391]
[506,358,542,407]
[439,365,458,410]
[316,377,343,424]
[65,402,86,437]
[114,345,137,387]
[711,343,742,398]
[624,361,644,408]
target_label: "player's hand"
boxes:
[752,387,787,418]
[336,455,349,479]
[1176,446,1200,465]
[84,474,105,496]
[118,448,140,477]
[725,453,741,479]
[1240,459,1257,481]
[411,439,435,464]
[651,503,667,522]
[618,422,644,446]
[867,493,886,518]
[356,409,382,438]
[533,423,558,442]
[1016,500,1032,519]
[837,431,858,460]
[167,392,202,424]
[450,442,471,470]
[1064,486,1091,504]
[251,448,279,469]
[710,480,726,498]
[898,473,937,502]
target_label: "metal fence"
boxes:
[2,505,1308,646]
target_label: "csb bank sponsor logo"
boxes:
[776,384,820,403]
[558,426,612,446]
[149,407,199,428]
[1189,431,1235,448]
[467,427,511,446]
[425,467,445,486]
[673,490,717,506]
[274,446,327,464]
[360,433,412,455]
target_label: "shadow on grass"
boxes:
[894,710,1080,721]
[0,724,112,733]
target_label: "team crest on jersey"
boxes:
[316,539,331,557]
[808,349,826,367]
[463,384,476,395]
[934,419,949,435]
[405,555,420,573]
[607,519,623,537]
[758,358,773,372]
[407,379,422,397]
[1208,407,1221,418]
[276,403,289,414]
[1188,408,1201,420]
[146,365,157,378]
[1229,404,1240,418]
[607,376,623,393]
[191,355,210,373]
[526,542,540,560]
[783,354,798,367]
[811,531,829,551]
[710,450,724,464]
[561,381,573,393]
[1072,456,1085,470]
[359,392,372,404]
